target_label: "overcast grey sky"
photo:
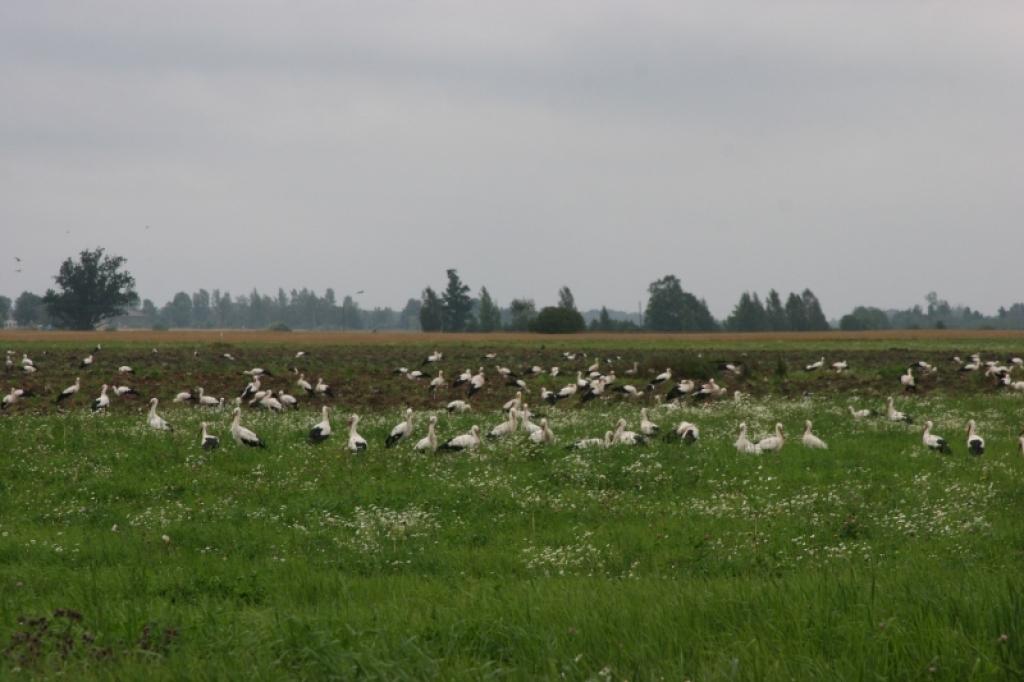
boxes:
[2,1,1022,318]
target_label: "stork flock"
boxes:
[3,346,1024,458]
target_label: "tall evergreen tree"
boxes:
[420,287,444,332]
[477,287,501,332]
[785,292,808,331]
[441,269,472,332]
[558,286,577,311]
[726,292,767,331]
[764,289,787,331]
[801,289,830,330]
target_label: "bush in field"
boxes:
[268,322,292,332]
[531,307,585,334]
[642,352,714,379]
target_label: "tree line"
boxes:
[5,248,1024,332]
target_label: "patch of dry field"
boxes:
[2,328,1023,347]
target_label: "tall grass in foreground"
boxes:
[1,393,1023,679]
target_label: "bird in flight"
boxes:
[14,257,21,262]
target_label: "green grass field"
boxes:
[2,334,1024,679]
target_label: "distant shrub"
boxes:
[268,322,292,332]
[530,307,585,334]
[642,352,714,380]
[151,323,168,332]
[775,356,788,378]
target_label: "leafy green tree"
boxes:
[644,275,717,331]
[765,289,787,331]
[164,292,193,328]
[477,287,502,332]
[191,289,211,328]
[341,295,363,330]
[785,292,807,331]
[506,299,537,331]
[420,287,444,332]
[0,295,11,324]
[531,306,585,333]
[801,289,830,331]
[400,298,422,330]
[597,306,613,331]
[839,306,891,331]
[42,248,139,330]
[558,286,577,311]
[14,292,48,327]
[441,269,472,332]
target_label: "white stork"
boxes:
[965,419,985,456]
[468,368,486,397]
[672,421,700,444]
[240,377,260,401]
[200,422,220,450]
[296,374,313,395]
[612,418,646,446]
[347,414,368,452]
[639,408,659,436]
[439,425,481,452]
[734,423,761,455]
[308,406,332,444]
[487,409,518,439]
[55,377,81,405]
[805,357,825,371]
[519,405,542,435]
[91,384,110,413]
[665,379,695,402]
[529,418,555,444]
[314,377,333,398]
[886,396,912,423]
[231,407,265,447]
[570,431,615,450]
[452,368,472,388]
[172,389,194,404]
[429,371,446,394]
[196,387,220,407]
[414,416,439,453]
[922,421,951,454]
[385,408,415,448]
[147,398,172,431]
[446,400,472,414]
[755,423,785,453]
[900,368,916,392]
[801,421,828,449]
